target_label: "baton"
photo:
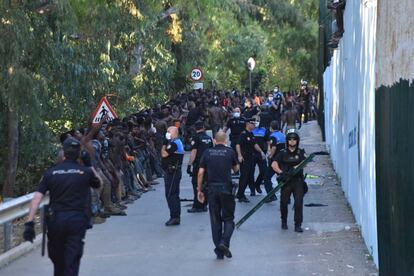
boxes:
[41,205,49,257]
[235,151,328,229]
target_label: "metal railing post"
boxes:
[0,193,49,254]
[3,221,12,253]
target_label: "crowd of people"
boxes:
[53,82,318,224]
[23,81,318,273]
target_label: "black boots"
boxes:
[218,244,232,258]
[165,217,180,226]
[281,221,303,232]
[264,195,277,203]
[294,224,303,233]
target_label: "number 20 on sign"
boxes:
[190,68,203,81]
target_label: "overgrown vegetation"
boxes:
[0,0,318,197]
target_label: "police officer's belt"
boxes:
[167,164,181,171]
[209,182,230,186]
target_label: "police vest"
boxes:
[229,118,246,138]
[172,139,184,154]
[270,131,286,144]
[252,127,266,138]
[194,133,213,163]
[162,139,184,169]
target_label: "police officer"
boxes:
[271,129,306,232]
[223,107,245,150]
[270,88,284,128]
[23,137,101,276]
[263,121,286,203]
[197,131,239,259]
[236,118,266,202]
[258,104,272,129]
[187,121,213,213]
[252,118,269,195]
[161,126,184,226]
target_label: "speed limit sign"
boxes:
[190,67,203,81]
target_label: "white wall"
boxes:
[323,0,378,266]
[376,0,414,87]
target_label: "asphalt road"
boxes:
[0,121,378,276]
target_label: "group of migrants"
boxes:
[24,81,317,274]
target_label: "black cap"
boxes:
[245,118,257,124]
[63,137,81,152]
[194,121,205,130]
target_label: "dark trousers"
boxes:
[264,164,276,194]
[191,166,207,209]
[254,155,268,188]
[149,151,164,177]
[237,156,255,198]
[280,178,304,226]
[208,185,235,248]
[164,169,182,218]
[230,136,240,151]
[47,211,88,276]
[303,102,310,123]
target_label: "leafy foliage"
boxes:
[0,0,318,195]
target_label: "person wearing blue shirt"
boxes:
[251,121,270,195]
[263,121,286,203]
[161,126,184,226]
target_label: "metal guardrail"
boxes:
[0,193,49,253]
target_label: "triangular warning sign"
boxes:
[91,97,118,125]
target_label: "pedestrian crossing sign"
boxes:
[91,97,118,125]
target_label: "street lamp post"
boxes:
[247,57,256,95]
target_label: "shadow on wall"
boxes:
[323,0,378,266]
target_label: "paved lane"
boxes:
[0,122,378,276]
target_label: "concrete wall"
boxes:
[323,0,378,265]
[375,0,414,274]
[376,0,414,87]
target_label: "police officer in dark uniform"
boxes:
[264,121,286,203]
[223,107,245,150]
[270,89,284,128]
[187,121,213,213]
[236,118,266,202]
[243,98,259,119]
[258,105,273,129]
[252,119,270,195]
[161,126,184,226]
[271,129,306,232]
[197,131,239,259]
[23,137,100,276]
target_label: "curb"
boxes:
[0,234,42,269]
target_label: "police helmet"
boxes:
[286,129,300,146]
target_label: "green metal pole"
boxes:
[236,152,327,229]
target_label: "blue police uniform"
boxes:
[252,127,269,194]
[226,117,246,149]
[275,147,306,230]
[264,131,286,201]
[37,159,100,276]
[162,138,184,221]
[190,131,213,211]
[236,129,257,201]
[199,144,238,258]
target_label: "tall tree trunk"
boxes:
[129,7,177,77]
[130,44,144,76]
[3,106,19,198]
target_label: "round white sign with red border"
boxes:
[190,67,203,81]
